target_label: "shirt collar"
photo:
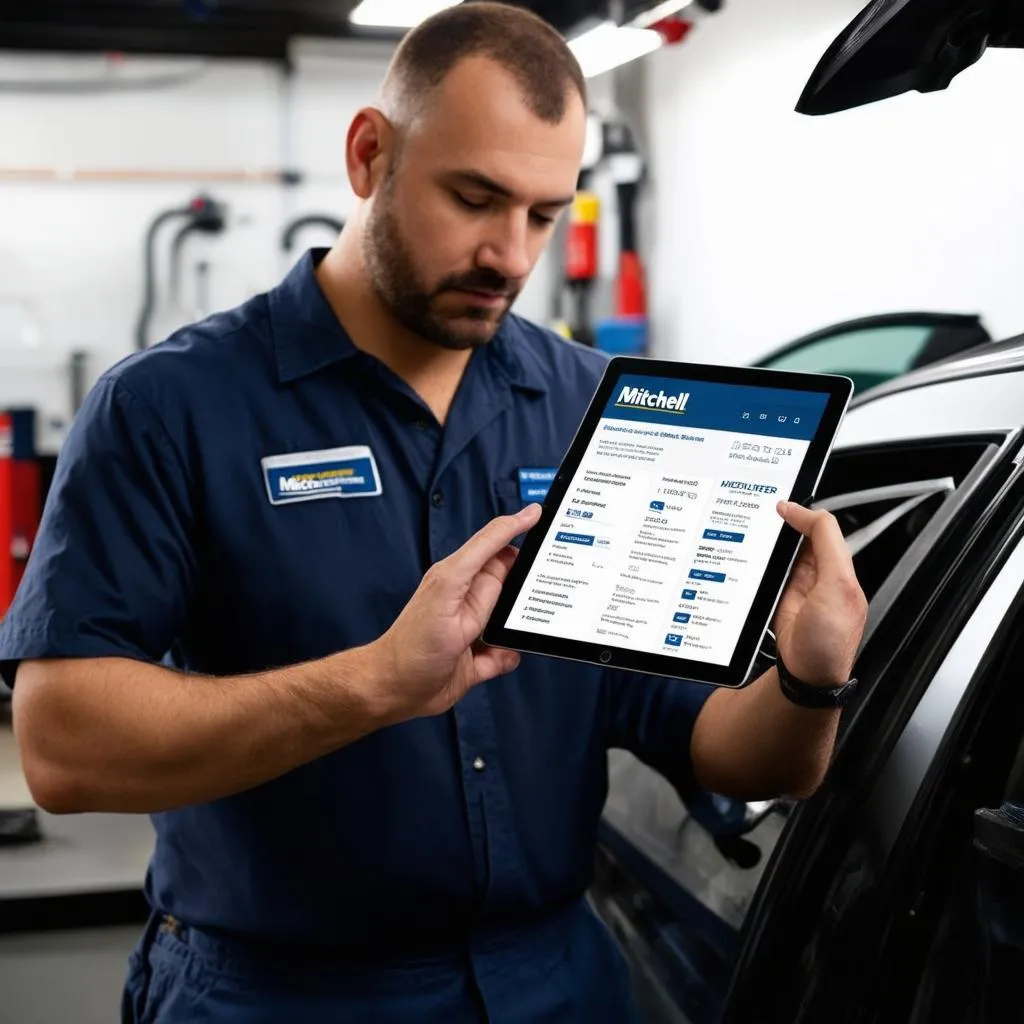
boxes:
[268,246,549,395]
[488,316,551,396]
[269,248,359,384]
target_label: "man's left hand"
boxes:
[772,501,868,688]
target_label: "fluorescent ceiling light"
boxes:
[568,20,663,79]
[349,0,459,29]
[630,0,690,28]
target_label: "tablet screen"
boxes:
[503,372,831,667]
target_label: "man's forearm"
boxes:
[13,645,394,815]
[691,667,841,801]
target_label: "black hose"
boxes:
[281,214,344,252]
[135,206,193,351]
[135,197,226,350]
[169,220,195,309]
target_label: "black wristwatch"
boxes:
[776,654,859,709]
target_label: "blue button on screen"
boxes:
[702,529,745,543]
[689,569,726,583]
[554,532,595,546]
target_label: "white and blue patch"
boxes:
[262,445,382,506]
[519,467,558,503]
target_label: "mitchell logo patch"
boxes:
[262,445,382,505]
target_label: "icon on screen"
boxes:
[794,417,801,425]
[741,412,750,420]
[778,415,787,423]
[759,413,768,421]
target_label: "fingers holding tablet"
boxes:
[772,501,868,687]
[776,500,856,579]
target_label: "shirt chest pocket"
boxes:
[492,465,561,517]
[493,477,525,516]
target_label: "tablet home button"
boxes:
[599,651,612,664]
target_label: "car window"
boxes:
[761,324,933,391]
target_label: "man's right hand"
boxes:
[371,503,542,721]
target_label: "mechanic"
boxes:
[0,3,868,1021]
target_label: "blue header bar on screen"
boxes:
[602,374,829,440]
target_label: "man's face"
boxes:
[362,56,586,351]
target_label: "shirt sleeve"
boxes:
[605,669,716,808]
[0,375,197,689]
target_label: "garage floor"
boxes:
[0,719,155,901]
[0,925,140,1024]
[0,713,153,1023]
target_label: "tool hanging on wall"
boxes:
[551,112,604,344]
[594,117,649,357]
[281,214,345,253]
[135,193,226,350]
[552,6,702,353]
[551,109,650,354]
[564,188,600,347]
[168,203,225,316]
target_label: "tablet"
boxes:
[482,357,853,688]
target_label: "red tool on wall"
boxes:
[0,415,12,618]
[564,188,601,347]
[0,409,40,619]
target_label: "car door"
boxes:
[591,425,1024,1023]
[719,429,1024,1023]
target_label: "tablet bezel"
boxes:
[481,356,854,688]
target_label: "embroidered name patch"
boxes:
[518,467,559,503]
[262,445,382,505]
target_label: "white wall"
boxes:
[0,42,555,453]
[645,0,1024,365]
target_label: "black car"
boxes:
[591,330,1024,1023]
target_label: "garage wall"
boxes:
[0,42,557,453]
[644,0,1024,364]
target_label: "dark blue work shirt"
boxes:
[0,250,713,1015]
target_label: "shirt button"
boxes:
[431,491,445,508]
[414,419,429,432]
[473,756,486,771]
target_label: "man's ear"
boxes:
[346,107,395,200]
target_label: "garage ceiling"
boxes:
[0,0,615,62]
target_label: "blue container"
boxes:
[594,315,647,356]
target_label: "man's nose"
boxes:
[477,212,532,281]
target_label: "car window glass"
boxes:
[764,324,932,382]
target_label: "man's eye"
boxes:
[531,212,555,226]
[454,192,488,210]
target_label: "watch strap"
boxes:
[777,655,858,708]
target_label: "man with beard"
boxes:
[0,2,867,1021]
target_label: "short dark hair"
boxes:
[383,1,587,124]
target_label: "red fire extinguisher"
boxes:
[566,191,599,282]
[0,414,13,618]
[565,190,600,346]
